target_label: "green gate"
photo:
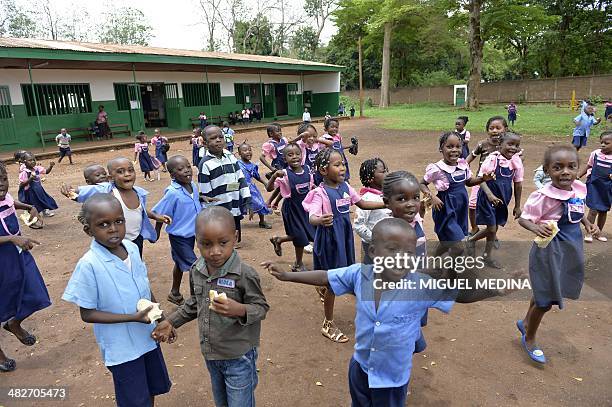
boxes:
[128,84,145,132]
[263,84,275,118]
[164,83,181,129]
[287,83,299,117]
[0,86,17,146]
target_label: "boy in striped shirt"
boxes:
[198,126,251,245]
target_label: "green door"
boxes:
[263,84,275,119]
[128,84,145,132]
[287,83,299,117]
[0,86,17,146]
[455,87,466,107]
[164,83,181,129]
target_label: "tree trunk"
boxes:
[467,0,483,110]
[358,35,364,118]
[379,22,392,108]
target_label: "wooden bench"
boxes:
[39,127,94,144]
[108,123,131,138]
[189,116,228,129]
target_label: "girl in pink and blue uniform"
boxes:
[0,162,51,372]
[517,144,598,364]
[237,142,272,229]
[295,123,323,186]
[18,152,57,219]
[302,148,384,343]
[454,116,471,159]
[134,131,160,182]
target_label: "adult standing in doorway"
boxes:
[242,106,250,125]
[302,107,311,123]
[96,105,111,140]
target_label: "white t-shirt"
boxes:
[112,189,143,240]
[302,111,311,121]
[123,255,132,271]
[242,109,249,119]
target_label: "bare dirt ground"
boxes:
[1,118,610,407]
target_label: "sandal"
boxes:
[270,237,282,257]
[291,263,306,272]
[321,319,349,343]
[2,323,36,346]
[595,235,608,242]
[167,292,185,306]
[516,319,526,336]
[315,286,327,302]
[28,221,43,230]
[259,222,272,229]
[0,358,16,372]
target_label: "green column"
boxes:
[205,65,211,116]
[259,69,264,119]
[28,60,45,151]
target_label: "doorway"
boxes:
[274,84,288,116]
[140,83,167,127]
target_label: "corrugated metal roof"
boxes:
[0,37,341,68]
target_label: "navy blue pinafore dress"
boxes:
[431,167,469,242]
[0,196,51,323]
[304,145,323,186]
[138,144,156,172]
[585,154,611,212]
[282,166,315,247]
[313,183,355,270]
[18,169,58,213]
[476,157,514,226]
[529,198,585,309]
[270,139,288,170]
[331,140,351,182]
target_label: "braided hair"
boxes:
[13,150,27,163]
[324,117,339,130]
[457,116,469,125]
[297,122,317,135]
[359,158,387,188]
[382,170,420,201]
[438,131,461,151]
[314,147,341,175]
[0,160,6,176]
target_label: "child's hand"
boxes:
[319,213,334,227]
[210,296,246,318]
[28,206,39,221]
[534,223,553,238]
[11,236,40,251]
[431,196,444,211]
[134,305,153,324]
[201,196,220,203]
[586,223,600,237]
[152,320,175,342]
[60,183,77,198]
[49,161,55,168]
[273,170,285,179]
[261,261,289,280]
[513,206,522,219]
[482,172,496,182]
[487,194,503,206]
[153,213,172,224]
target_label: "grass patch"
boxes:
[363,103,602,137]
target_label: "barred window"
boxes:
[114,83,130,111]
[182,83,221,107]
[234,83,245,104]
[21,83,92,116]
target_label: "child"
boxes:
[199,111,208,129]
[466,116,508,236]
[454,116,471,159]
[237,142,272,229]
[507,102,517,126]
[222,121,235,152]
[579,131,612,242]
[151,128,169,173]
[134,131,160,182]
[83,164,109,185]
[468,132,524,268]
[353,158,391,263]
[295,122,323,186]
[13,150,28,165]
[263,218,454,406]
[190,128,204,167]
[56,128,73,165]
[152,155,203,306]
[0,162,51,372]
[572,102,601,151]
[350,105,355,117]
[18,152,57,218]
[260,123,287,210]
[302,148,385,343]
[324,111,331,121]
[320,117,357,182]
[421,132,493,257]
[198,126,251,245]
[267,143,315,271]
[153,207,269,407]
[62,157,170,257]
[533,165,551,189]
[517,145,598,364]
[62,193,172,403]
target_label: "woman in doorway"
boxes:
[96,105,111,140]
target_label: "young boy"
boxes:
[222,121,235,153]
[263,218,454,407]
[83,164,109,185]
[573,103,602,151]
[152,155,203,306]
[153,206,269,407]
[56,128,73,164]
[62,193,172,406]
[198,126,251,244]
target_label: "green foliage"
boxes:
[233,15,274,56]
[98,7,152,46]
[0,0,37,38]
[288,26,319,61]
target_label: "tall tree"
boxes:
[288,26,319,60]
[38,0,60,40]
[234,14,274,55]
[466,0,483,109]
[216,0,244,52]
[304,0,338,47]
[98,7,153,46]
[271,0,302,56]
[199,0,223,51]
[0,0,37,38]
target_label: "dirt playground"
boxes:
[1,118,610,406]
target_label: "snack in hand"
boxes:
[19,212,38,226]
[208,290,228,309]
[533,220,559,248]
[136,299,163,323]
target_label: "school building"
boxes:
[0,38,342,151]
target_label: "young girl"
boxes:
[222,121,235,152]
[507,102,517,126]
[190,128,203,167]
[353,158,391,264]
[421,132,493,257]
[237,142,272,229]
[151,128,169,172]
[533,165,552,189]
[579,131,612,242]
[468,132,523,268]
[302,148,384,343]
[0,162,51,372]
[267,143,315,271]
[454,116,471,159]
[320,118,357,182]
[517,145,598,364]
[62,193,172,402]
[18,152,57,219]
[295,123,323,185]
[466,116,508,236]
[260,123,287,210]
[134,131,159,182]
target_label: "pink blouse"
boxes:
[274,169,314,198]
[0,192,14,208]
[478,151,524,182]
[134,142,148,153]
[302,183,361,217]
[296,140,321,165]
[424,159,472,191]
[19,165,46,190]
[458,129,471,142]
[261,137,289,160]
[520,181,587,224]
[585,149,612,177]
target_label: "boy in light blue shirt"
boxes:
[152,155,203,306]
[62,193,172,406]
[573,103,601,151]
[264,218,454,406]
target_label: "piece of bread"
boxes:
[208,290,228,309]
[533,220,559,248]
[19,212,38,226]
[136,299,163,323]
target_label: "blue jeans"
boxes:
[205,348,258,407]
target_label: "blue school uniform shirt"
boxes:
[573,112,597,138]
[76,182,157,242]
[151,180,202,238]
[328,264,454,388]
[62,240,157,366]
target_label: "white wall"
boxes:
[303,72,340,94]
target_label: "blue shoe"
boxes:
[521,334,546,364]
[516,320,526,336]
